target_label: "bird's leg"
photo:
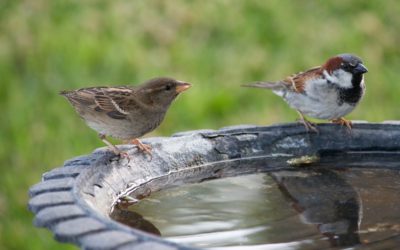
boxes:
[131,138,152,155]
[98,134,129,158]
[331,117,352,130]
[296,110,319,133]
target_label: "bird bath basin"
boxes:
[28,122,400,249]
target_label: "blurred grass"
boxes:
[0,0,399,249]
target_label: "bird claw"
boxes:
[304,121,319,133]
[109,148,131,162]
[131,139,152,157]
[297,118,319,133]
[99,134,131,161]
[118,151,131,160]
[296,111,319,133]
[331,118,352,131]
[138,143,152,154]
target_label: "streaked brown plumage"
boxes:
[60,77,191,156]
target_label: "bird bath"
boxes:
[28,122,400,249]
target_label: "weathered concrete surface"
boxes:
[28,123,400,249]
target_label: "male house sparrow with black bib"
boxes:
[243,54,368,132]
[61,77,191,156]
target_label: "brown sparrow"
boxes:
[60,77,191,156]
[243,54,368,132]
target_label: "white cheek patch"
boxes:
[324,69,353,89]
[335,69,353,88]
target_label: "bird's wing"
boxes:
[61,86,138,120]
[283,66,322,93]
[95,87,140,120]
[60,88,99,106]
[243,66,322,94]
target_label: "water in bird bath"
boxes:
[112,167,400,249]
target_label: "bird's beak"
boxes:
[354,63,368,74]
[175,82,192,93]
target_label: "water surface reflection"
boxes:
[115,168,400,249]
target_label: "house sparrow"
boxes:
[60,77,191,156]
[243,54,368,132]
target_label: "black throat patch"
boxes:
[338,74,364,105]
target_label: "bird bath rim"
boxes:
[28,122,400,250]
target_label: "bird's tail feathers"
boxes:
[241,81,285,90]
[59,90,72,96]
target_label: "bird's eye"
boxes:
[165,84,172,91]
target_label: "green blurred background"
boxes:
[1,0,399,249]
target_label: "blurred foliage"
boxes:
[0,0,399,249]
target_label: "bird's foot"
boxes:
[109,147,131,162]
[99,133,131,161]
[296,111,319,133]
[331,117,352,130]
[131,139,152,155]
[118,151,131,159]
[297,115,319,134]
[301,119,319,133]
